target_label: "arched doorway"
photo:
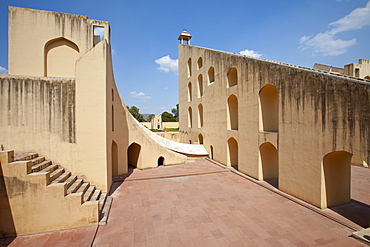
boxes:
[127,143,141,168]
[158,156,165,166]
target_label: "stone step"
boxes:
[83,185,95,202]
[52,171,71,183]
[39,163,58,173]
[32,160,52,172]
[50,168,65,182]
[14,152,38,161]
[98,193,107,212]
[77,182,90,194]
[90,189,101,201]
[67,179,83,194]
[64,175,77,189]
[31,156,45,166]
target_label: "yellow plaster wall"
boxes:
[8,6,109,78]
[179,44,370,208]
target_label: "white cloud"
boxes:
[0,66,8,74]
[155,55,178,72]
[129,91,151,101]
[300,1,370,56]
[239,49,262,58]
[163,87,168,90]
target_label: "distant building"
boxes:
[314,59,370,79]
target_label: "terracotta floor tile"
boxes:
[1,159,368,246]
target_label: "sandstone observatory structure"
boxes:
[0,7,206,237]
[178,36,370,209]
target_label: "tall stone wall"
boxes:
[0,75,77,166]
[179,44,370,208]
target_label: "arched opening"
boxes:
[127,143,141,168]
[112,105,114,131]
[44,37,80,78]
[197,74,203,98]
[259,142,278,186]
[188,82,192,102]
[197,57,203,70]
[207,67,215,85]
[259,84,278,132]
[187,58,192,78]
[188,107,193,128]
[227,67,237,87]
[322,151,352,208]
[198,104,203,128]
[227,138,238,169]
[198,134,204,144]
[112,89,114,101]
[112,141,118,176]
[210,145,214,159]
[227,94,238,130]
[158,156,165,166]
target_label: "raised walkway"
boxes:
[1,159,369,246]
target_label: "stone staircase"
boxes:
[0,150,112,237]
[13,152,111,217]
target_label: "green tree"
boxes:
[146,114,155,122]
[127,105,145,122]
[171,104,179,121]
[162,111,176,122]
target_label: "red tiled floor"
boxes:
[1,159,368,246]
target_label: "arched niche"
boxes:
[188,82,192,102]
[322,151,352,208]
[259,84,278,132]
[197,74,203,98]
[198,104,204,128]
[210,145,214,159]
[44,37,80,78]
[227,67,237,87]
[197,57,203,70]
[227,94,238,130]
[208,67,215,85]
[198,134,204,144]
[112,141,119,176]
[188,107,193,128]
[187,58,192,78]
[259,142,278,180]
[227,137,238,168]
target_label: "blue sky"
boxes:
[0,0,369,114]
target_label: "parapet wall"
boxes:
[0,75,77,166]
